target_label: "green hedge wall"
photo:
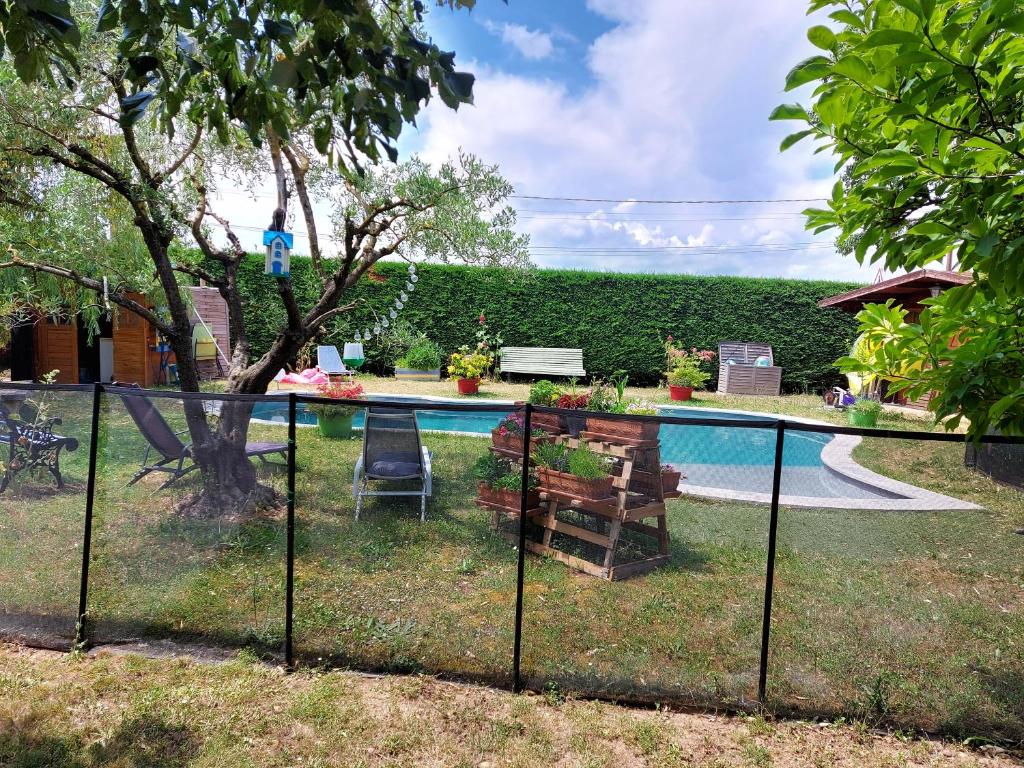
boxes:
[233,255,861,392]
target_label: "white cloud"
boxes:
[410,0,878,281]
[484,21,557,60]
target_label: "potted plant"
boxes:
[474,453,539,512]
[491,411,552,454]
[528,379,564,433]
[664,342,715,401]
[533,442,614,501]
[395,335,443,381]
[447,346,492,395]
[555,389,590,437]
[309,381,365,439]
[661,464,682,494]
[848,398,882,428]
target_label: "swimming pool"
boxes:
[249,396,976,509]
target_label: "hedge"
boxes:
[232,254,861,392]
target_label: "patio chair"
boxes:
[316,345,355,382]
[116,385,287,489]
[353,407,432,521]
[0,400,79,494]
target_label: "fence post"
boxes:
[75,382,103,648]
[757,419,785,704]
[512,402,533,692]
[285,392,297,669]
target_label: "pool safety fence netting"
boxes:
[2,382,1023,740]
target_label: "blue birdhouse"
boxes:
[263,230,294,277]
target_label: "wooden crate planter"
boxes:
[531,411,564,434]
[585,416,659,443]
[476,481,540,513]
[491,429,552,456]
[537,467,614,501]
[661,468,682,494]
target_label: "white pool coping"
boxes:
[254,394,978,512]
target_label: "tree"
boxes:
[774,0,1024,435]
[0,0,523,513]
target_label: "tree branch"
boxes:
[155,126,204,185]
[280,142,324,277]
[0,253,175,336]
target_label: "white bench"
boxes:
[499,347,586,378]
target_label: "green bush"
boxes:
[396,336,442,370]
[225,254,861,391]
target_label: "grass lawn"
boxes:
[1,382,1022,746]
[6,645,1019,768]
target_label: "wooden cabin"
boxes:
[8,286,230,386]
[817,269,971,408]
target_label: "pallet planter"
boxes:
[585,415,660,443]
[536,466,614,502]
[490,429,553,456]
[476,481,540,513]
[530,410,565,434]
[661,468,682,495]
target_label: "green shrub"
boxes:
[222,254,861,391]
[396,336,442,370]
[473,453,509,485]
[528,379,562,406]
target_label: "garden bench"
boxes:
[499,347,586,379]
[0,403,79,493]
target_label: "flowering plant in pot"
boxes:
[447,345,492,394]
[308,381,365,439]
[664,341,714,400]
[491,411,551,454]
[474,453,539,512]
[554,378,591,436]
[848,397,882,428]
[533,442,614,501]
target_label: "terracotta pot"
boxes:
[477,481,540,512]
[456,377,481,395]
[537,467,614,500]
[669,385,694,401]
[530,410,564,434]
[661,469,682,493]
[585,416,660,442]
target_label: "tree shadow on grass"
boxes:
[1,711,202,768]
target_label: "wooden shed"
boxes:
[9,286,230,386]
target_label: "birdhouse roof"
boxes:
[263,230,294,248]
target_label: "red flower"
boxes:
[479,313,486,324]
[666,335,673,342]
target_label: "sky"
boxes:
[212,0,883,282]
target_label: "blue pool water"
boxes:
[250,399,827,469]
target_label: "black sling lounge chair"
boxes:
[353,407,432,521]
[118,386,286,489]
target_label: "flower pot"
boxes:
[396,367,441,381]
[669,385,694,401]
[456,377,481,395]
[537,467,614,501]
[531,411,564,434]
[585,416,660,442]
[477,481,540,513]
[491,429,552,455]
[317,410,355,439]
[661,469,682,494]
[564,413,588,437]
[848,409,879,428]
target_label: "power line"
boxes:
[511,194,828,205]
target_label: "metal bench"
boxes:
[499,347,586,379]
[1,403,79,494]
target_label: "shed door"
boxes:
[35,316,78,384]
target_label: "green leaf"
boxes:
[807,25,836,50]
[864,29,921,47]
[832,55,872,83]
[975,231,998,258]
[96,0,118,33]
[768,103,807,121]
[780,129,814,151]
[829,9,864,29]
[784,56,831,91]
